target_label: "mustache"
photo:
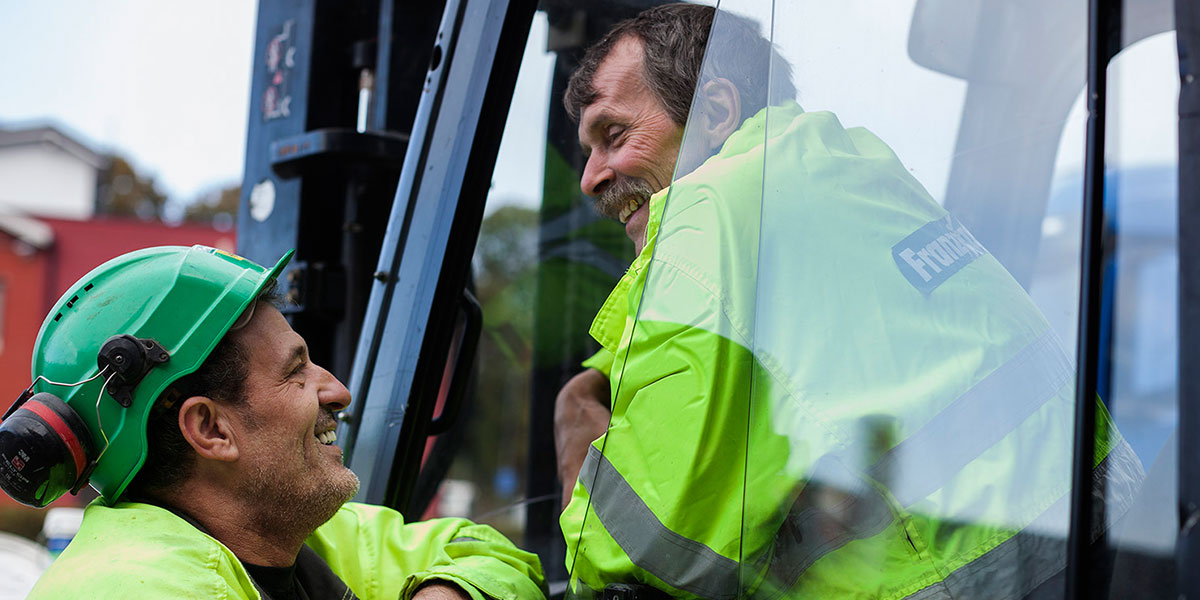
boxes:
[593,176,654,221]
[315,409,339,432]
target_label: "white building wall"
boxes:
[0,144,97,219]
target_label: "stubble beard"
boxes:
[237,443,361,540]
[594,176,654,222]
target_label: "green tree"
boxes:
[184,184,240,230]
[95,155,168,220]
[450,203,539,531]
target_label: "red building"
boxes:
[0,216,234,397]
[0,126,237,522]
[0,215,233,514]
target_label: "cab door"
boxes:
[330,0,1190,597]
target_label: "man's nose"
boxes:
[580,153,612,198]
[315,365,352,411]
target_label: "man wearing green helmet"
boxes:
[0,245,545,599]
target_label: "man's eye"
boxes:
[289,362,307,377]
[606,126,625,144]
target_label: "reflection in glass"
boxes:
[562,0,1148,598]
[1098,27,1179,600]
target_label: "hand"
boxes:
[413,582,471,599]
[554,368,612,511]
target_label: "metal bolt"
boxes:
[373,271,389,282]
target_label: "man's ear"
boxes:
[699,78,742,152]
[178,397,239,462]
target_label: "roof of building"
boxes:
[0,201,54,249]
[0,125,108,170]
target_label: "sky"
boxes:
[732,0,1178,204]
[485,13,554,213]
[0,2,1176,213]
[0,1,554,216]
[0,2,259,205]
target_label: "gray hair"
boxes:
[564,3,795,127]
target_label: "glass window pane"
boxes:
[564,0,1148,597]
[416,7,639,587]
[415,8,554,541]
[1101,25,1179,600]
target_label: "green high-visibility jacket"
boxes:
[561,102,1143,599]
[31,500,547,599]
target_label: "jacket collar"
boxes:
[586,102,804,353]
[589,185,668,353]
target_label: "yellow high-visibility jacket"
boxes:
[31,500,547,599]
[562,102,1143,599]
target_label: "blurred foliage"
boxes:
[475,205,539,299]
[184,184,240,231]
[95,155,168,220]
[450,204,539,533]
[94,153,238,229]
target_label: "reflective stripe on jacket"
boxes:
[31,500,547,599]
[561,102,1143,599]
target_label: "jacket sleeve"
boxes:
[562,257,798,598]
[580,347,614,377]
[307,502,547,600]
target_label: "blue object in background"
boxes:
[494,465,518,498]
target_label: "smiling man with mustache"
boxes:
[551,3,1142,599]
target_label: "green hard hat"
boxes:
[30,245,293,504]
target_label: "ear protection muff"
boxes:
[0,392,95,508]
[0,334,170,508]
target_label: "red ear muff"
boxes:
[0,393,95,508]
